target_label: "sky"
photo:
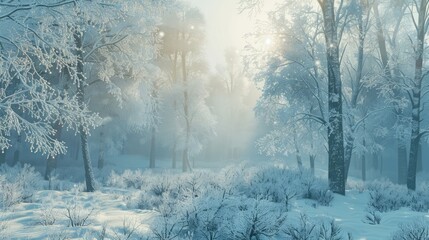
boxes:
[185,0,256,70]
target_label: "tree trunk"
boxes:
[74,31,96,192]
[361,138,366,182]
[0,150,5,165]
[11,134,21,166]
[149,126,156,168]
[417,142,423,172]
[373,3,391,79]
[45,121,63,180]
[344,134,354,181]
[296,153,303,170]
[75,137,80,161]
[310,154,316,175]
[80,127,96,192]
[97,131,104,170]
[375,0,409,185]
[319,0,346,195]
[407,0,427,191]
[398,142,407,184]
[372,151,378,171]
[181,52,192,172]
[293,130,303,170]
[97,147,105,170]
[172,141,177,169]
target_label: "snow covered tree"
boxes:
[368,0,409,184]
[205,48,258,162]
[317,0,346,195]
[0,0,163,191]
[0,1,99,163]
[243,2,330,175]
[158,6,215,172]
[406,0,429,190]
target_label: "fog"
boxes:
[1,0,428,187]
[3,1,429,239]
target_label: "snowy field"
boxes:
[1,158,429,240]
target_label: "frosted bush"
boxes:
[410,183,429,212]
[127,191,165,210]
[46,228,71,240]
[363,207,381,225]
[111,218,143,240]
[228,198,287,240]
[38,204,58,226]
[150,195,186,240]
[301,172,333,206]
[0,164,43,208]
[0,180,24,209]
[64,186,96,227]
[245,167,299,204]
[308,188,334,207]
[106,169,146,189]
[181,187,234,239]
[127,176,186,210]
[366,179,409,212]
[392,218,429,240]
[283,214,317,240]
[0,215,10,240]
[318,220,344,240]
[216,164,249,196]
[243,167,333,207]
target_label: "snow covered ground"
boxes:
[1,157,429,239]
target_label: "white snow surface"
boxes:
[1,157,429,239]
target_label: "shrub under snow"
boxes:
[392,218,429,240]
[366,179,410,212]
[0,164,43,209]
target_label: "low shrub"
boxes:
[366,180,409,212]
[0,164,42,209]
[392,218,429,240]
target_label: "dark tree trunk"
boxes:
[345,3,367,183]
[11,134,21,166]
[319,0,346,195]
[45,121,63,180]
[293,131,303,170]
[407,0,427,191]
[361,138,366,182]
[97,149,104,170]
[417,142,423,172]
[344,134,354,181]
[74,31,96,192]
[310,154,316,175]
[75,137,80,161]
[97,131,104,170]
[80,127,96,192]
[149,126,156,168]
[12,150,19,166]
[296,153,303,170]
[372,152,378,171]
[373,3,391,79]
[0,150,5,165]
[374,1,408,184]
[398,143,407,184]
